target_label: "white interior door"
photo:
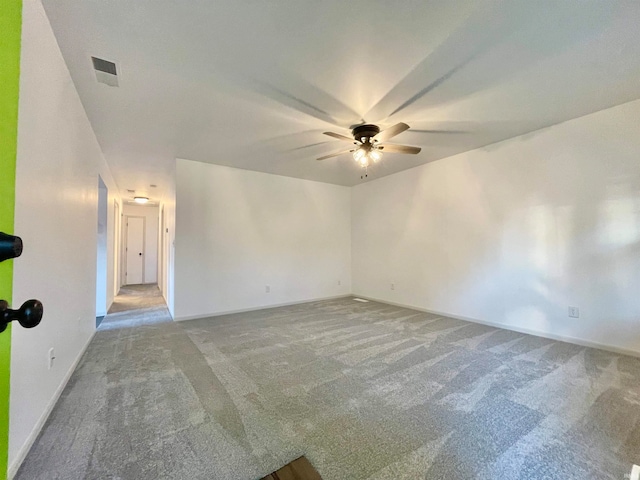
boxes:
[125,216,145,285]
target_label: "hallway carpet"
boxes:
[99,284,171,332]
[15,298,640,479]
[107,284,167,314]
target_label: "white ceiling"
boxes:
[41,0,640,200]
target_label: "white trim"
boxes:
[113,199,121,297]
[174,294,352,322]
[8,330,96,479]
[162,291,172,318]
[352,294,640,358]
[630,464,640,480]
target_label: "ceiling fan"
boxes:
[317,123,421,169]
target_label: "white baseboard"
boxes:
[353,294,640,358]
[174,294,352,322]
[8,329,97,479]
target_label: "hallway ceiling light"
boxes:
[133,196,149,204]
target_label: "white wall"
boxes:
[105,192,119,312]
[352,99,640,355]
[122,204,159,285]
[174,159,351,320]
[96,177,108,316]
[9,0,120,474]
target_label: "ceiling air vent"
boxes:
[91,56,118,87]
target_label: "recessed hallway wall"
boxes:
[96,176,108,317]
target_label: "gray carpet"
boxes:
[107,284,166,314]
[16,296,640,479]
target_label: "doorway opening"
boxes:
[96,176,108,327]
[104,202,169,329]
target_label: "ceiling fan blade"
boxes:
[316,149,354,161]
[373,122,410,143]
[379,144,421,154]
[323,132,357,143]
[289,141,331,152]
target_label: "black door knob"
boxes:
[0,232,23,262]
[0,299,43,333]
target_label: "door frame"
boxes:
[113,200,120,295]
[124,215,145,285]
[0,1,22,477]
[159,206,165,294]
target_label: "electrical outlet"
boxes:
[338,280,341,286]
[568,306,579,318]
[265,285,270,293]
[391,283,395,290]
[48,348,56,369]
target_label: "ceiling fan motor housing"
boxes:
[352,124,380,142]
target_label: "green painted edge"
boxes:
[0,0,22,477]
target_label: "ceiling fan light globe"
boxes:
[370,150,382,163]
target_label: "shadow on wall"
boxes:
[440,140,640,348]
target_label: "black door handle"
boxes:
[0,233,43,333]
[0,232,23,262]
[0,299,43,333]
